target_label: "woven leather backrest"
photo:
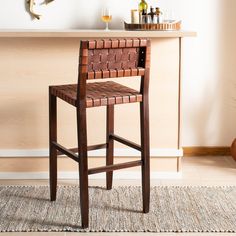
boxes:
[79,38,150,80]
[88,48,139,71]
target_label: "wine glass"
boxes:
[101,7,112,31]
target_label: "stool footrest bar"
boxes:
[88,160,142,175]
[57,143,107,156]
[110,134,141,151]
[52,141,79,162]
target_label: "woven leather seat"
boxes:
[49,38,151,228]
[50,81,142,107]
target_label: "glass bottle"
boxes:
[141,9,148,24]
[148,6,155,23]
[156,7,163,23]
[139,0,148,12]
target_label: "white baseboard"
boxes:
[0,148,183,158]
[0,171,182,180]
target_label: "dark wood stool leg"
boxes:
[140,99,150,213]
[77,107,89,228]
[49,90,57,201]
[106,105,114,190]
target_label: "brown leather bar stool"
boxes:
[49,38,151,228]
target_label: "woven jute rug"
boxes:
[0,185,236,233]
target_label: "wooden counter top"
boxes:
[0,29,196,38]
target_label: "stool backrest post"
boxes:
[77,41,89,106]
[140,39,151,97]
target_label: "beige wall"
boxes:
[1,0,236,148]
[181,0,236,147]
[0,38,180,173]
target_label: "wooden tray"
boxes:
[124,20,181,31]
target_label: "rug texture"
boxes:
[0,185,236,233]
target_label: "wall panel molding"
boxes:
[0,147,231,158]
[0,148,183,158]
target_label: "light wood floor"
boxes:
[0,156,236,236]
